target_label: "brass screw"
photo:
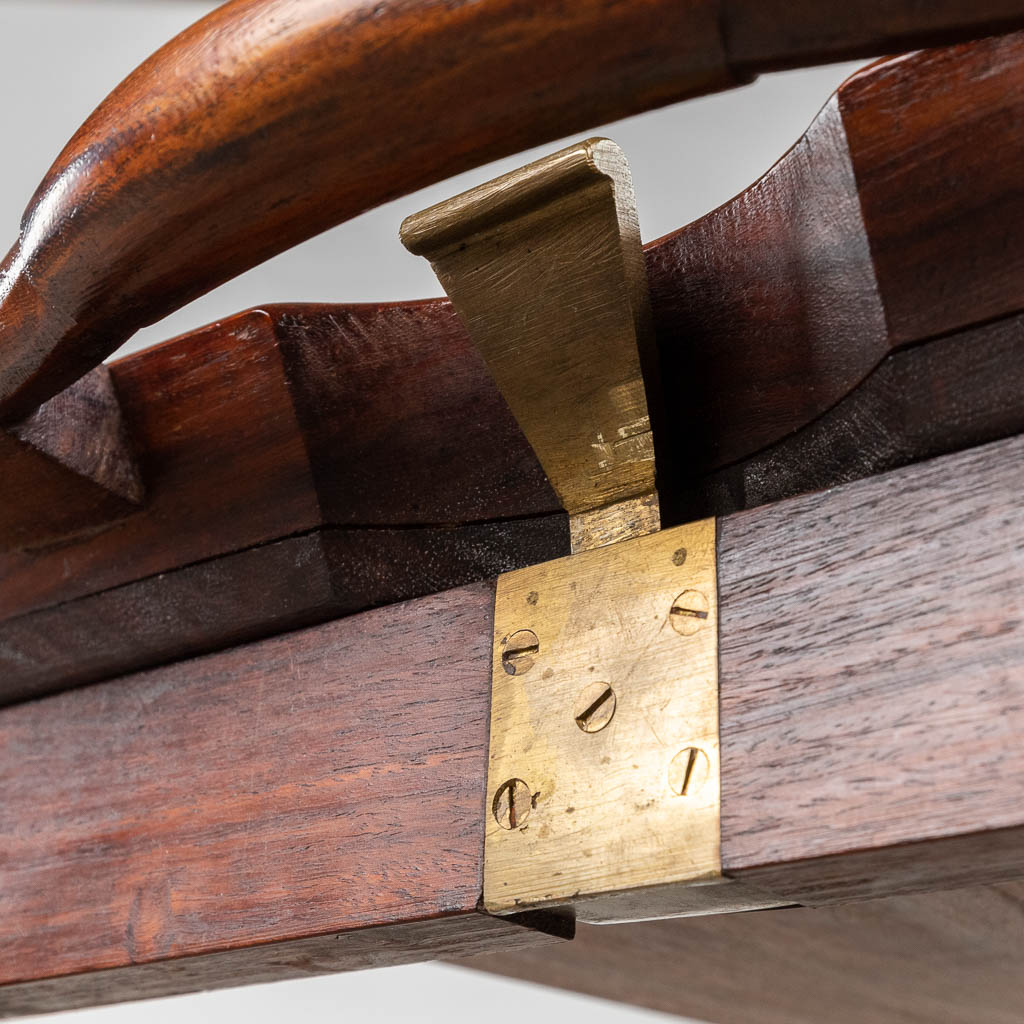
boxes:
[573,682,616,733]
[668,747,710,796]
[501,629,539,675]
[669,590,709,636]
[493,778,533,829]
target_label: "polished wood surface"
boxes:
[0,581,570,1016]
[2,438,1020,1015]
[4,36,1024,703]
[684,311,1024,518]
[0,305,566,705]
[3,2,1024,421]
[0,366,141,550]
[719,434,1024,902]
[651,31,1024,504]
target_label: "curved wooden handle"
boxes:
[2,0,1023,421]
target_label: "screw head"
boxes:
[501,630,539,675]
[669,590,709,636]
[493,778,533,829]
[573,682,616,733]
[668,747,710,796]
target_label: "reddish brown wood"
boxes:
[0,304,560,617]
[3,2,1024,421]
[2,439,1021,1017]
[840,37,1024,345]
[4,37,1024,704]
[647,94,887,479]
[724,0,1024,68]
[2,915,567,1020]
[0,0,738,422]
[467,882,1024,1024]
[0,581,570,1015]
[0,521,567,706]
[650,31,1024,498]
[718,434,1024,903]
[681,311,1024,518]
[0,365,141,549]
[0,303,566,705]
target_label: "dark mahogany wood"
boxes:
[681,311,1024,518]
[3,915,567,1020]
[2,438,1020,1016]
[0,581,570,1017]
[0,304,560,615]
[650,31,1024,498]
[0,365,141,550]
[2,2,1024,421]
[840,41,1024,345]
[0,522,567,706]
[3,36,1024,703]
[475,435,1024,1023]
[0,304,567,704]
[719,434,1024,903]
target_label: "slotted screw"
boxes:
[501,629,539,675]
[669,590,709,636]
[493,778,533,829]
[668,747,710,796]
[573,682,616,733]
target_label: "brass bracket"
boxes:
[402,138,659,552]
[486,518,733,923]
[403,140,783,923]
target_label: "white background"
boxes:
[0,2,858,1020]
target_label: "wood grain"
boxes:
[719,434,1024,902]
[651,31,1024,498]
[680,310,1024,519]
[724,0,1024,68]
[3,1,1024,420]
[647,93,887,483]
[840,34,1024,345]
[0,581,569,1014]
[0,521,567,706]
[4,37,1024,704]
[0,304,566,704]
[3,914,568,1020]
[2,437,1023,1015]
[467,882,1024,1024]
[0,0,739,421]
[0,365,141,549]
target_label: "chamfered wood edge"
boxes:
[0,912,573,1020]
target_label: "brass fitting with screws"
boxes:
[479,516,776,924]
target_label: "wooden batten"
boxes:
[1,436,1020,1017]
[0,582,570,1017]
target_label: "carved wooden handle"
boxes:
[2,0,1024,422]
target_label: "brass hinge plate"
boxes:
[485,518,785,923]
[403,138,783,922]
